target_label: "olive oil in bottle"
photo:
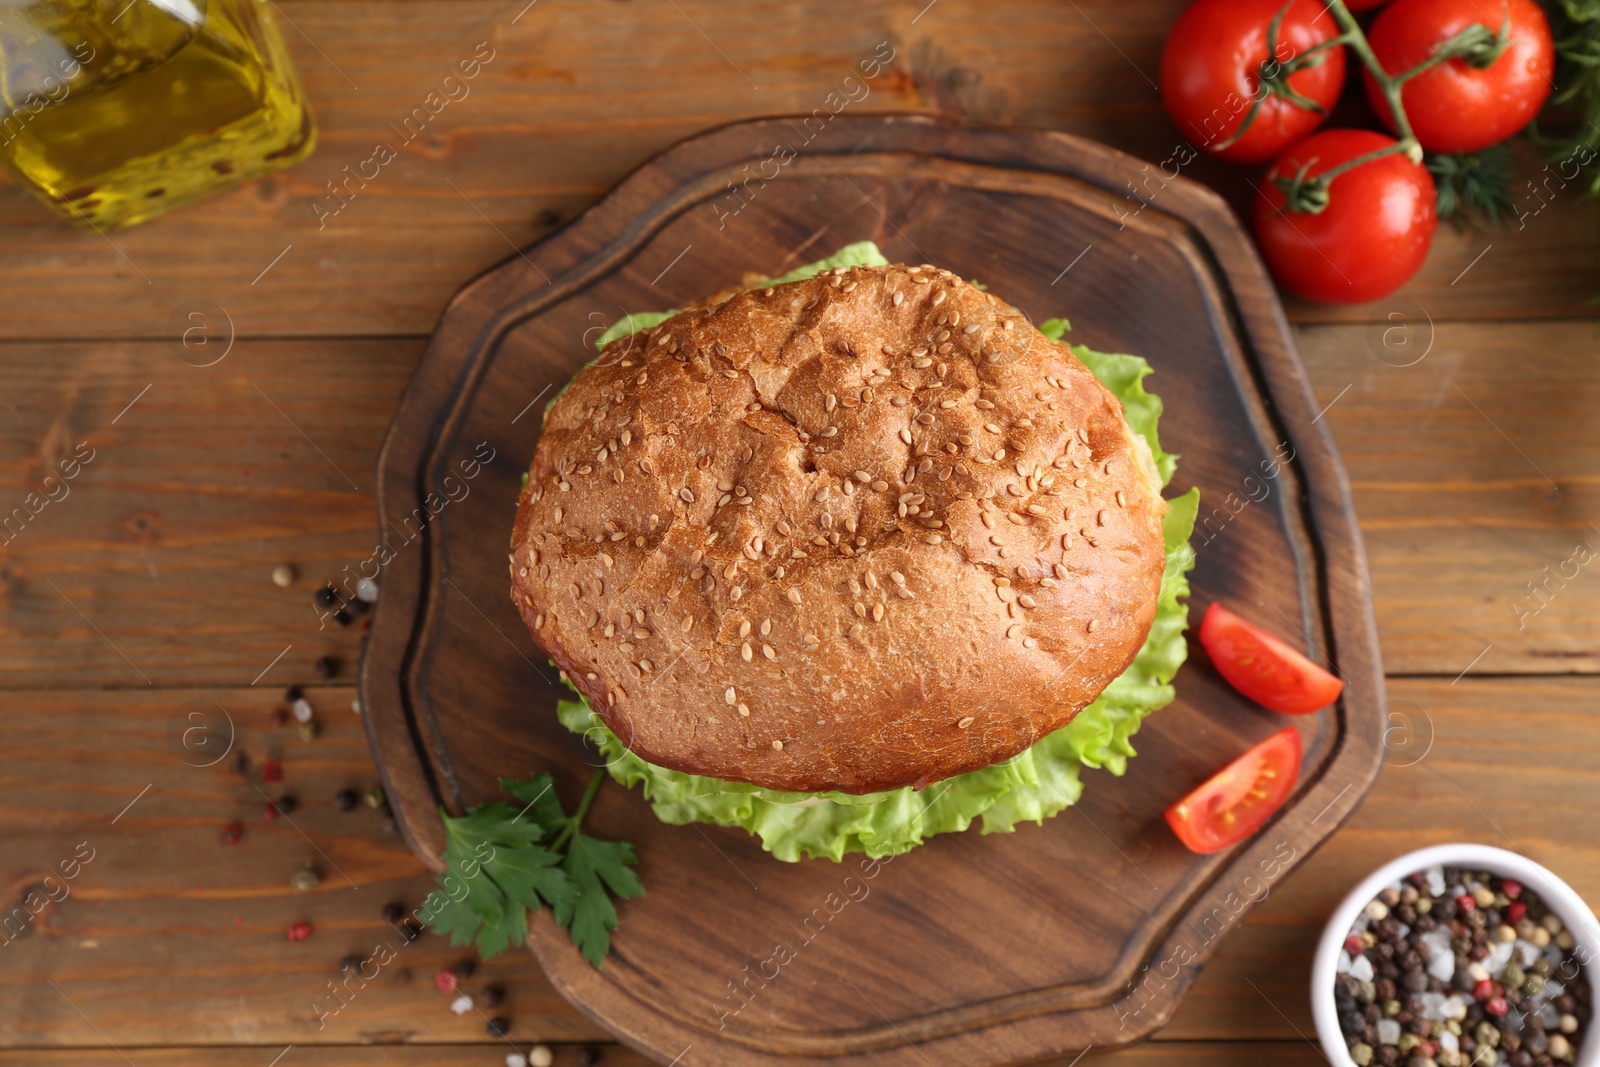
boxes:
[0,0,315,230]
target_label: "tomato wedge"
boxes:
[1199,602,1345,715]
[1165,727,1302,854]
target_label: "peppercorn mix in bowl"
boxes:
[1314,845,1598,1067]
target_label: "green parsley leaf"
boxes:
[555,834,646,966]
[426,771,642,966]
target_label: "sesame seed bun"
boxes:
[510,263,1168,794]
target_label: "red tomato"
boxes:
[1252,129,1436,304]
[1343,0,1392,9]
[1199,603,1346,715]
[1365,0,1554,153]
[1165,728,1303,854]
[1160,0,1346,164]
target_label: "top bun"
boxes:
[510,263,1168,794]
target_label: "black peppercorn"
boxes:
[577,1048,601,1067]
[274,795,298,816]
[400,919,423,943]
[452,959,477,981]
[480,984,505,1009]
[486,1017,510,1038]
[381,902,405,924]
[285,685,304,703]
[340,955,363,972]
[314,655,339,679]
[335,789,358,812]
[333,608,352,627]
[315,584,339,608]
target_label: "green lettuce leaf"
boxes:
[556,247,1198,862]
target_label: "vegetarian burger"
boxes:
[510,243,1198,860]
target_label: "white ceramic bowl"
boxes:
[1313,844,1600,1067]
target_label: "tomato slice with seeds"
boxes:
[1165,727,1302,854]
[1199,602,1345,715]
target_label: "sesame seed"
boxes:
[1116,491,1126,507]
[1098,509,1108,526]
[1019,595,1037,608]
[854,470,871,483]
[1087,619,1099,632]
[762,643,775,660]
[1023,637,1038,649]
[739,620,751,638]
[1006,623,1023,639]
[916,413,935,425]
[922,533,944,545]
[892,291,905,306]
[939,400,958,409]
[958,716,975,729]
[899,428,913,445]
[771,740,783,751]
[787,588,803,605]
[760,618,772,636]
[932,291,946,306]
[679,487,695,503]
[738,703,750,717]
[725,687,737,704]
[871,480,889,492]
[1027,504,1047,516]
[741,642,753,661]
[913,358,933,368]
[1074,477,1088,488]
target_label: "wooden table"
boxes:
[1,1,1596,1064]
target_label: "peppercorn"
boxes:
[275,795,297,816]
[480,985,505,1009]
[435,970,457,995]
[333,608,352,627]
[345,596,370,616]
[315,584,339,608]
[285,685,304,702]
[272,564,297,588]
[486,1017,510,1038]
[576,1048,600,1067]
[451,958,477,981]
[287,921,312,942]
[263,759,283,783]
[263,801,282,822]
[339,955,363,972]
[399,919,423,943]
[290,866,320,891]
[221,820,242,844]
[364,787,385,809]
[381,902,405,924]
[271,707,291,727]
[296,720,318,741]
[528,1048,554,1067]
[334,789,358,812]
[314,655,339,679]
[1351,1042,1374,1066]
[234,750,251,775]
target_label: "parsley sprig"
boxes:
[424,770,643,966]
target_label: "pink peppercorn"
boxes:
[287,921,312,942]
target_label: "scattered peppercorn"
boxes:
[333,608,352,627]
[435,970,458,995]
[364,787,385,809]
[234,750,251,776]
[272,564,296,588]
[528,1048,554,1067]
[480,984,505,1009]
[451,958,477,981]
[220,820,242,844]
[272,795,298,817]
[576,1047,600,1067]
[399,919,423,943]
[314,655,339,679]
[381,902,405,924]
[290,866,320,892]
[263,759,283,783]
[487,1017,511,1038]
[296,720,318,742]
[287,921,312,942]
[285,685,304,703]
[315,584,339,608]
[339,955,363,972]
[334,789,358,812]
[271,707,291,727]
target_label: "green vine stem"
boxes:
[1255,0,1513,213]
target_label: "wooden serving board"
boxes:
[361,115,1386,1067]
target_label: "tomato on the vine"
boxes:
[1342,0,1392,10]
[1364,0,1555,153]
[1252,129,1437,304]
[1160,0,1346,164]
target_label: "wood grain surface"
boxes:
[1,0,1597,1063]
[360,113,1386,1066]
